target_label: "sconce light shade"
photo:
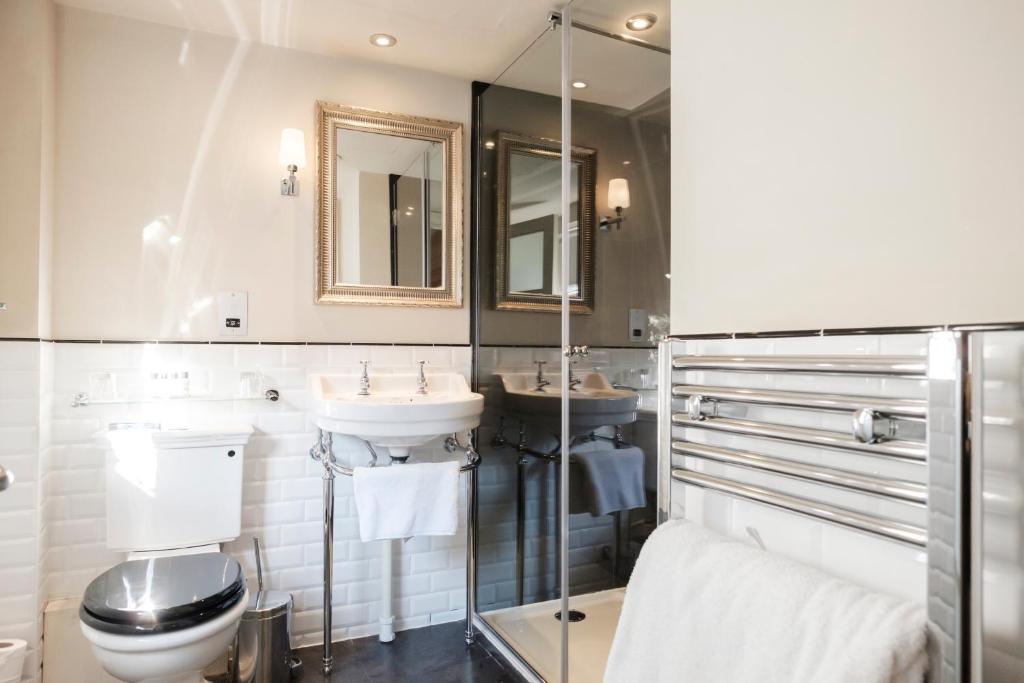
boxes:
[599,178,631,231]
[608,178,630,209]
[279,128,307,169]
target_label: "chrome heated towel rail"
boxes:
[659,347,929,547]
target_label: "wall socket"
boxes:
[217,291,248,336]
[629,308,647,342]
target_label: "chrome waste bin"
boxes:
[232,590,301,682]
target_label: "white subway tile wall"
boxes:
[668,334,931,604]
[35,342,472,659]
[0,341,50,683]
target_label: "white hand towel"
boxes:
[605,519,928,683]
[352,461,459,542]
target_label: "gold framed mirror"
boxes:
[494,132,596,313]
[315,101,463,307]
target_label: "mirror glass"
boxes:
[507,153,581,297]
[495,133,595,313]
[335,130,444,288]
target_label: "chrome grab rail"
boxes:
[672,442,926,504]
[673,413,926,461]
[672,384,927,419]
[671,469,927,547]
[0,465,11,492]
[673,355,927,377]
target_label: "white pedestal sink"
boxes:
[308,371,484,644]
[499,371,639,433]
[309,372,484,459]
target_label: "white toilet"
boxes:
[79,424,254,683]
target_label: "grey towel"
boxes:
[569,443,647,517]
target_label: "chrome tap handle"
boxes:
[568,359,583,390]
[358,360,371,396]
[416,360,428,395]
[563,344,590,359]
[533,361,550,391]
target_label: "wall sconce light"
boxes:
[599,178,630,230]
[279,128,306,196]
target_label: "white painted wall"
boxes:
[0,0,54,339]
[670,1,1024,334]
[52,7,471,343]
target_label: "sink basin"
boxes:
[499,372,639,432]
[309,373,484,458]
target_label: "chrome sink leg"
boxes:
[515,421,527,607]
[310,429,335,675]
[464,431,478,645]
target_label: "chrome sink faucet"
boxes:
[568,361,583,391]
[358,360,371,396]
[564,344,590,391]
[533,361,550,391]
[416,360,428,395]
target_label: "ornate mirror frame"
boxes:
[494,131,596,314]
[315,101,463,307]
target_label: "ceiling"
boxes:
[497,25,670,111]
[55,0,670,107]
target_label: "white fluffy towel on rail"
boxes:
[352,461,459,541]
[605,520,928,683]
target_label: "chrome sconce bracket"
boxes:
[280,164,299,196]
[598,206,626,231]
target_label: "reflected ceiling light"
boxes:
[484,140,496,150]
[279,128,306,196]
[571,80,588,89]
[168,235,182,245]
[625,13,657,31]
[370,33,397,47]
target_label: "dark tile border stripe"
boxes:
[0,338,471,346]
[479,343,656,350]
[670,320,1024,340]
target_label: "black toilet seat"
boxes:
[80,552,246,635]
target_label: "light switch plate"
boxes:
[628,308,647,342]
[217,291,248,336]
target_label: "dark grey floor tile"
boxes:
[294,622,527,683]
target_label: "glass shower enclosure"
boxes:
[469,4,671,681]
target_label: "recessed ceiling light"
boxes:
[571,80,588,89]
[484,140,496,150]
[370,33,397,47]
[625,13,657,31]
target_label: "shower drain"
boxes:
[554,610,586,622]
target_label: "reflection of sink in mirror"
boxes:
[498,371,639,432]
[309,372,484,458]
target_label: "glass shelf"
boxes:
[70,389,279,408]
